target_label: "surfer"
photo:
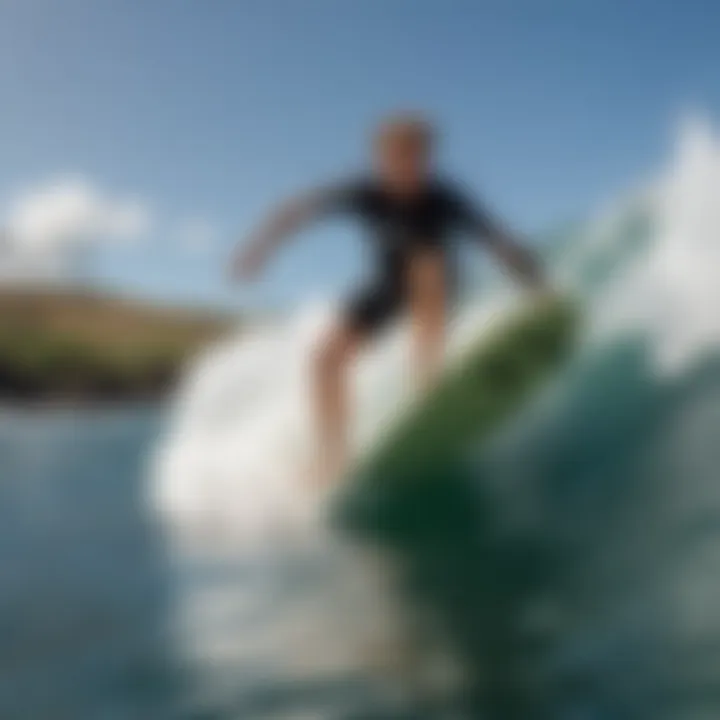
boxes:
[231,114,544,482]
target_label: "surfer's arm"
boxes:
[483,226,544,290]
[230,188,340,281]
[451,187,544,289]
[232,177,366,282]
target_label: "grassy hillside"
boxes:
[0,287,233,402]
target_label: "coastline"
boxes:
[0,286,233,411]
[0,389,174,410]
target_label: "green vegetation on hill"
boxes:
[0,287,232,402]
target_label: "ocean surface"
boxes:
[0,407,179,719]
[4,119,720,719]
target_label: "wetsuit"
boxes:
[315,177,506,334]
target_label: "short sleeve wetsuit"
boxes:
[310,176,507,334]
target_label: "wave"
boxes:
[149,116,720,717]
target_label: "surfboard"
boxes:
[334,294,580,539]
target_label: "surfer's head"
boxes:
[373,113,435,194]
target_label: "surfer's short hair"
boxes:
[373,113,436,153]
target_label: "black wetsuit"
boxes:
[318,177,503,334]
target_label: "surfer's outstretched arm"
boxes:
[230,186,341,281]
[484,226,545,290]
[454,191,545,290]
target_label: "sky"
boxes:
[1,0,720,310]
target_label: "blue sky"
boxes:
[1,0,719,310]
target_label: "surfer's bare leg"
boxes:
[408,249,447,391]
[312,322,362,483]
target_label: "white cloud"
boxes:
[0,176,152,281]
[175,218,217,255]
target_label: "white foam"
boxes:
[590,116,720,374]
[149,288,516,549]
